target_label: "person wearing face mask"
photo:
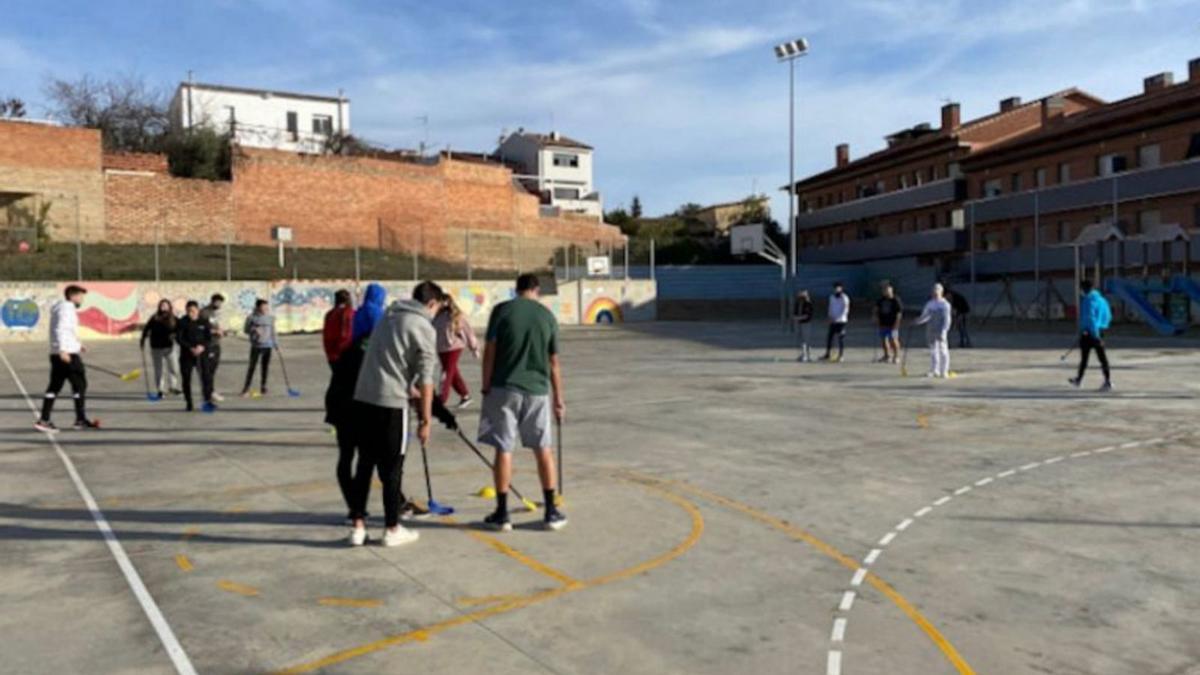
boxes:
[821,282,850,363]
[35,285,97,432]
[177,300,216,412]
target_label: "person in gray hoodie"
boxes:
[241,299,276,396]
[348,281,442,548]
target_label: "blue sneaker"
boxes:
[201,401,218,414]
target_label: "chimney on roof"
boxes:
[999,96,1022,112]
[550,130,560,141]
[1041,95,1066,126]
[940,102,960,132]
[1190,58,1200,83]
[1144,72,1174,94]
[835,143,849,168]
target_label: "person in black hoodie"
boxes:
[793,290,814,362]
[141,299,181,399]
[177,300,216,412]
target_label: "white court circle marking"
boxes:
[824,434,1172,675]
[0,347,197,675]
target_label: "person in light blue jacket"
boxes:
[1070,279,1112,391]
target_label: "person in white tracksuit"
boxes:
[914,283,953,378]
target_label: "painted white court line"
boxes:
[0,347,196,675]
[824,432,1182,674]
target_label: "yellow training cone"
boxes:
[947,371,959,379]
[477,486,497,499]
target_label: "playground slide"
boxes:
[1171,275,1200,305]
[1105,278,1180,336]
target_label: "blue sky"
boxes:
[2,0,1198,222]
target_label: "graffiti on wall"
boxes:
[75,282,141,338]
[576,281,655,324]
[1,297,40,331]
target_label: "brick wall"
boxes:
[105,171,234,244]
[0,120,106,241]
[102,152,168,173]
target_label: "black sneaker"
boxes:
[74,419,101,430]
[1067,377,1081,388]
[544,510,568,531]
[34,419,58,433]
[483,510,512,532]
[399,501,430,521]
[1099,381,1113,392]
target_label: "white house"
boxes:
[169,81,350,154]
[496,130,602,218]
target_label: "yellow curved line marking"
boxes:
[455,594,522,608]
[174,554,193,572]
[317,597,383,608]
[463,529,581,588]
[217,580,260,597]
[273,481,704,675]
[661,479,975,675]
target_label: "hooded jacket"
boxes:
[351,283,387,345]
[1079,289,1112,336]
[353,299,438,409]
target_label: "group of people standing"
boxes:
[140,294,277,410]
[792,280,971,378]
[322,274,567,548]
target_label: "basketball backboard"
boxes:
[731,223,765,255]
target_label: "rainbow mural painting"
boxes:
[584,297,623,324]
[75,283,141,337]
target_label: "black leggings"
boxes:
[40,354,87,422]
[1077,333,1110,382]
[243,347,272,392]
[335,424,371,518]
[824,322,846,358]
[180,353,213,408]
[352,403,409,527]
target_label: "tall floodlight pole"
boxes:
[774,37,808,278]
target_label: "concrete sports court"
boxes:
[2,322,1198,674]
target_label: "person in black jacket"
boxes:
[141,299,181,399]
[793,290,814,362]
[946,287,972,348]
[177,301,216,412]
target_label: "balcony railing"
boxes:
[795,178,962,231]
[799,228,965,264]
[968,159,1200,224]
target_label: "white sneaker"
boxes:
[348,527,367,547]
[925,372,937,378]
[211,392,225,402]
[381,525,419,547]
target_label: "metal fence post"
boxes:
[624,237,629,280]
[466,229,472,281]
[154,220,161,285]
[354,241,361,284]
[650,238,656,281]
[225,231,232,282]
[74,195,82,281]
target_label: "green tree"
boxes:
[630,195,642,218]
[165,127,232,180]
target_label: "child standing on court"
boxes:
[1069,279,1113,391]
[141,299,181,399]
[914,283,953,379]
[241,299,276,397]
[35,285,98,432]
[433,294,480,408]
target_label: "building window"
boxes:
[223,105,236,132]
[1138,210,1161,232]
[1187,133,1200,159]
[312,114,333,136]
[1011,173,1022,192]
[874,180,885,194]
[928,165,937,181]
[1137,144,1161,169]
[1097,153,1127,177]
[899,174,909,189]
[286,111,298,140]
[983,178,1003,197]
[928,213,937,230]
[552,153,579,168]
[1034,167,1047,188]
[946,162,962,179]
[1012,227,1023,248]
[553,187,581,200]
[1058,162,1071,184]
[1058,221,1070,243]
[983,231,1002,252]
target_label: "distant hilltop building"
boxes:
[497,129,602,219]
[693,196,771,236]
[169,80,350,154]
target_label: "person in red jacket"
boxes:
[323,289,355,366]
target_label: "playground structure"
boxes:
[1068,222,1196,336]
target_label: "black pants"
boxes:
[824,322,847,358]
[352,402,409,527]
[335,424,368,518]
[180,353,214,409]
[1077,333,1110,382]
[956,314,972,348]
[242,347,272,393]
[207,342,222,386]
[40,354,87,423]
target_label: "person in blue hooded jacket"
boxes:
[326,283,388,525]
[1070,279,1113,391]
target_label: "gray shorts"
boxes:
[477,387,552,453]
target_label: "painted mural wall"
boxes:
[0,278,657,343]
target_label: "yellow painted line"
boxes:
[660,478,975,675]
[463,529,582,588]
[216,580,260,597]
[455,594,522,608]
[174,554,193,572]
[917,413,930,429]
[272,481,705,674]
[318,597,383,608]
